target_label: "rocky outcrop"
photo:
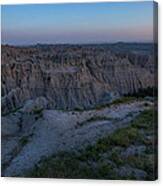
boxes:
[1,44,156,115]
[2,100,152,176]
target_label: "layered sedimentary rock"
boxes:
[1,44,155,114]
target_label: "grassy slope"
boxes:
[28,108,157,180]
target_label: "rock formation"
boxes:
[1,43,157,179]
[1,43,155,115]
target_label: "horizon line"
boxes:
[1,41,155,47]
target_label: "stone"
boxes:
[1,45,155,115]
[1,115,20,136]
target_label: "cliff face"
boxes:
[1,44,155,114]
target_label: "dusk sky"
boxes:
[2,1,154,45]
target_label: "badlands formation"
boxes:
[1,43,157,179]
[2,43,155,114]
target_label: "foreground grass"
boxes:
[76,116,116,128]
[73,96,142,112]
[28,109,157,180]
[95,96,141,110]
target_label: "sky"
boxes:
[1,1,154,45]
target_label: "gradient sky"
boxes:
[1,1,154,45]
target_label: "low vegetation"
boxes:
[76,116,114,128]
[125,87,157,98]
[2,106,22,117]
[28,109,157,180]
[95,96,143,110]
[32,107,43,120]
[19,136,29,146]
